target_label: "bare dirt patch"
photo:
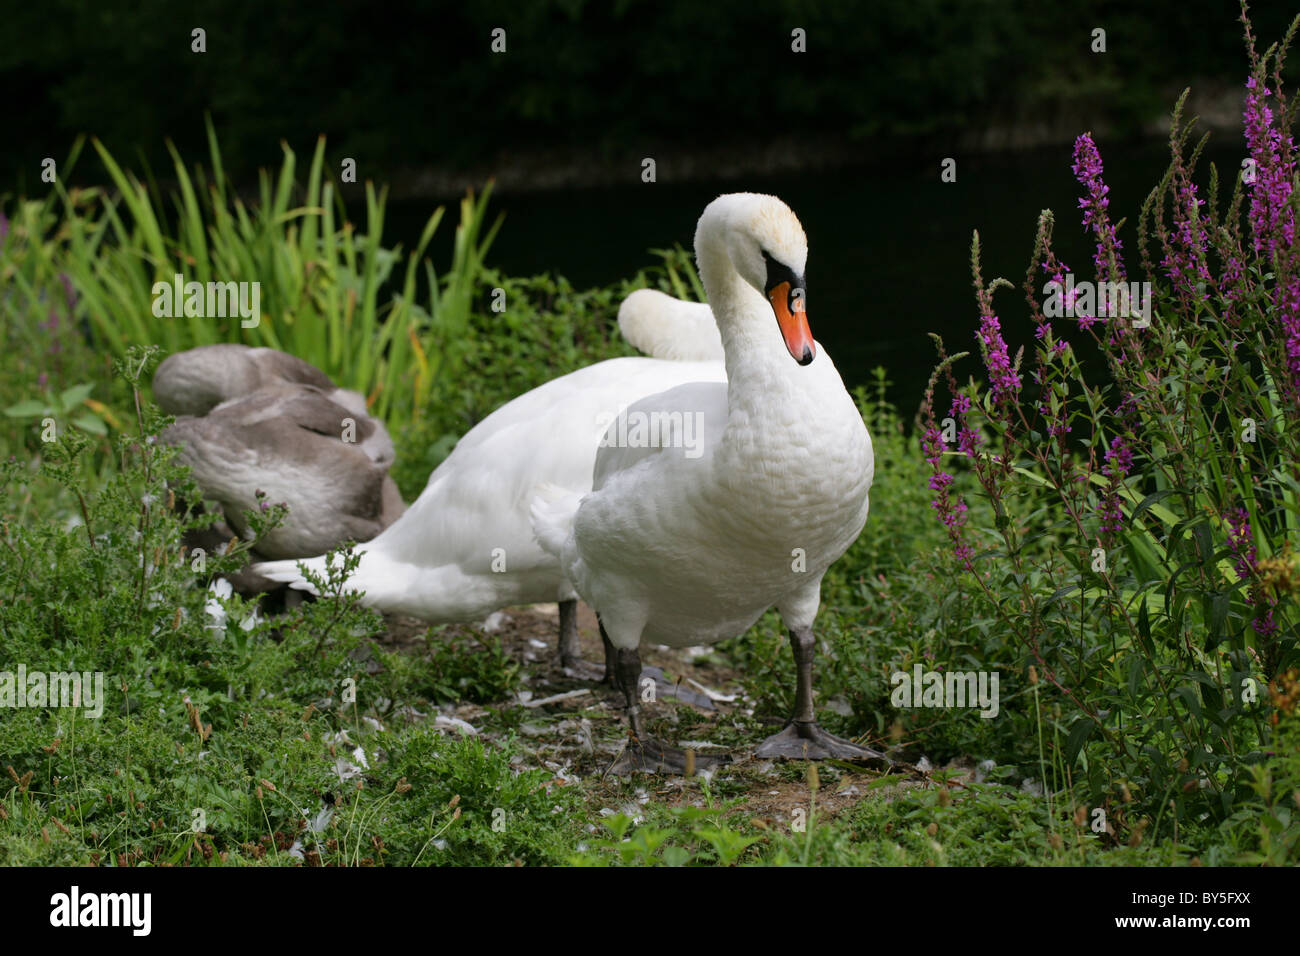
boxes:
[368,602,916,824]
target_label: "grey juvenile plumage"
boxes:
[153,345,405,590]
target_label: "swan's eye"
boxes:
[761,250,801,297]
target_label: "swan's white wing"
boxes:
[257,356,726,621]
[592,381,728,490]
[554,380,734,646]
[618,289,725,362]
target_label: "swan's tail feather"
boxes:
[253,548,429,613]
[530,483,582,558]
[618,289,724,362]
[252,556,327,595]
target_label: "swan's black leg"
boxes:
[593,618,712,707]
[756,626,890,764]
[605,641,727,776]
[600,624,616,685]
[556,600,607,680]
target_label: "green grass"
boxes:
[2,345,1288,866]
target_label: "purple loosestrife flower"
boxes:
[1242,77,1297,260]
[1103,435,1133,477]
[0,210,8,246]
[1242,72,1300,400]
[1226,506,1279,637]
[1036,254,1079,358]
[1113,391,1140,423]
[1097,496,1123,536]
[1226,508,1257,576]
[922,427,952,494]
[1218,250,1246,326]
[1077,312,1104,333]
[948,393,983,458]
[1072,134,1126,282]
[921,425,973,570]
[1045,255,1103,335]
[1037,403,1071,439]
[1278,276,1300,393]
[922,426,944,468]
[1097,435,1133,536]
[1162,170,1213,309]
[977,312,1021,407]
[1029,256,1076,444]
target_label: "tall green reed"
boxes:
[1,117,500,434]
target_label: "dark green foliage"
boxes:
[3,1,1290,194]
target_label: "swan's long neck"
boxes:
[696,224,810,429]
[692,196,871,550]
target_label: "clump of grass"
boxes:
[0,346,580,866]
[0,119,499,442]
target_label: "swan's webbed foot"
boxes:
[603,631,728,775]
[755,720,890,764]
[756,625,890,764]
[606,736,729,776]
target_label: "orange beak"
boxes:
[767,281,816,365]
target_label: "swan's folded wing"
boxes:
[618,289,725,362]
[592,380,728,490]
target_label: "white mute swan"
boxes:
[254,295,727,673]
[532,193,885,772]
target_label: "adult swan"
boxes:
[254,292,725,676]
[533,193,886,772]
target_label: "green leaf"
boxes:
[661,845,691,867]
[71,413,107,435]
[1129,488,1179,525]
[3,400,49,418]
[1064,718,1094,765]
[59,382,95,410]
[1043,583,1081,611]
[1126,656,1143,701]
[1192,522,1214,568]
[1206,591,1230,650]
[1136,595,1154,655]
[1175,685,1202,718]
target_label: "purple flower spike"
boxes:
[1243,77,1297,260]
[1226,506,1279,637]
[59,273,78,311]
[977,312,1021,407]
[1072,134,1126,282]
[1242,69,1300,399]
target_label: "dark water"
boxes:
[381,140,1242,413]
